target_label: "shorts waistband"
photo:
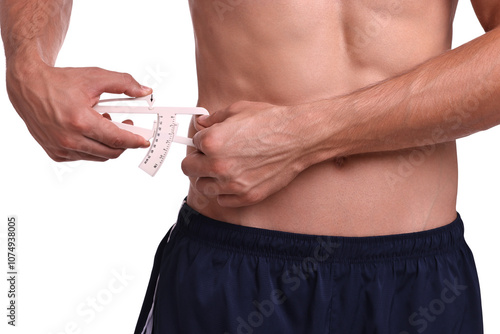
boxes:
[176,204,466,263]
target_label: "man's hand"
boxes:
[6,58,152,162]
[181,101,322,207]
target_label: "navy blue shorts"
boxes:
[135,203,483,334]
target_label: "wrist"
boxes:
[6,50,49,84]
[288,98,350,169]
[5,51,52,110]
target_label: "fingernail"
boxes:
[141,85,152,92]
[197,115,209,122]
[141,140,150,148]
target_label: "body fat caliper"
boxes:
[93,94,208,176]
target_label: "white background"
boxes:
[1,1,499,333]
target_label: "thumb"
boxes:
[93,68,152,97]
[196,109,228,129]
[197,101,245,128]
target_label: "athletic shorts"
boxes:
[135,203,483,334]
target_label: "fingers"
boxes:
[75,69,152,156]
[46,109,146,162]
[217,194,262,208]
[195,105,231,129]
[25,118,113,162]
[45,135,124,162]
[196,100,252,130]
[93,69,152,98]
[75,70,150,159]
[182,151,264,207]
[86,111,150,149]
[195,114,211,130]
[58,130,128,160]
[196,111,227,129]
[182,152,229,194]
[101,112,134,125]
[10,64,153,164]
[193,177,266,208]
[50,150,111,162]
[193,115,208,131]
[181,151,210,178]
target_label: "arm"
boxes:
[0,0,151,162]
[303,0,500,158]
[1,0,72,66]
[300,7,500,161]
[183,0,500,207]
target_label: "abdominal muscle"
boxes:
[185,0,459,236]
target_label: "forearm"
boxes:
[0,0,151,163]
[0,0,73,66]
[305,27,500,162]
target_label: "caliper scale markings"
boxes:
[93,95,208,176]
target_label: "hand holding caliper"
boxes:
[94,94,209,176]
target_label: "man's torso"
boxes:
[186,0,459,236]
